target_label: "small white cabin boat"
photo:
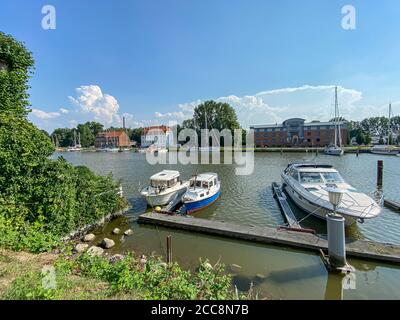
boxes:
[371,145,399,156]
[182,173,221,214]
[141,170,189,207]
[281,163,381,226]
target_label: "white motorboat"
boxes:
[281,163,381,226]
[141,170,189,207]
[371,145,399,155]
[182,173,221,214]
[324,86,344,156]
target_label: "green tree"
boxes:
[0,32,35,117]
[182,100,241,146]
[86,121,104,136]
[129,127,142,144]
[51,128,73,147]
[77,123,95,147]
[0,33,127,253]
[355,130,366,145]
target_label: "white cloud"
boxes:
[158,85,367,128]
[155,111,186,119]
[31,108,61,120]
[69,85,120,124]
[59,108,69,114]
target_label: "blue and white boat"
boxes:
[182,173,221,214]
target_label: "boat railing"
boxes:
[308,188,380,219]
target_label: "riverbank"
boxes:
[56,146,397,154]
[0,247,254,300]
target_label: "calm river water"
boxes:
[55,151,400,300]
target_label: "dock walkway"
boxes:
[138,213,400,265]
[272,182,301,229]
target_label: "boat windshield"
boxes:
[299,172,323,183]
[299,171,344,184]
[321,172,344,183]
[151,177,178,188]
[190,180,203,188]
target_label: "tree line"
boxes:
[50,123,143,148]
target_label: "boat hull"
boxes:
[283,183,356,226]
[142,185,188,207]
[324,148,344,156]
[185,189,221,214]
[371,150,399,155]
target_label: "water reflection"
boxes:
[57,152,400,299]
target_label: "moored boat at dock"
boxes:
[141,170,189,207]
[324,86,344,156]
[182,173,221,214]
[281,163,381,226]
[371,145,399,155]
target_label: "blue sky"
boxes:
[1,0,400,131]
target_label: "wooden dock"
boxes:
[272,182,301,229]
[384,198,400,211]
[138,213,400,265]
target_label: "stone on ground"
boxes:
[83,233,95,242]
[101,238,115,249]
[87,246,104,257]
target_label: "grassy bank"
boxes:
[1,248,254,300]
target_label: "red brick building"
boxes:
[95,131,131,148]
[251,118,348,148]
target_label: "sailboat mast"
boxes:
[334,87,338,147]
[335,86,342,147]
[388,103,392,145]
[204,110,208,147]
[73,129,77,147]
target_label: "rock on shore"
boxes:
[101,238,115,249]
[83,233,95,242]
[87,246,104,257]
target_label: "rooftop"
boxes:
[97,131,128,138]
[150,170,180,181]
[250,119,347,129]
[192,172,218,181]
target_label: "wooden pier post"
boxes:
[356,148,359,157]
[377,160,383,187]
[166,235,172,264]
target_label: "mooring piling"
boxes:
[377,160,384,187]
[166,235,172,264]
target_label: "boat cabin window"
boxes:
[299,172,323,183]
[167,177,179,187]
[289,169,299,181]
[321,172,343,183]
[151,180,167,188]
[214,178,217,185]
[209,181,213,187]
[190,180,203,188]
[151,177,179,188]
[202,181,209,188]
